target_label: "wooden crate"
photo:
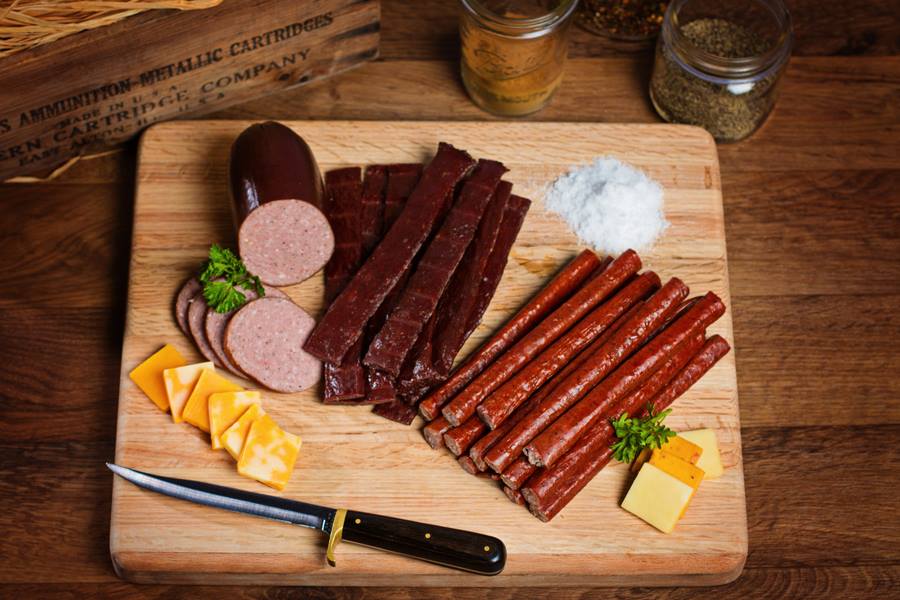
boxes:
[0,0,379,180]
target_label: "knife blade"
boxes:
[108,463,506,575]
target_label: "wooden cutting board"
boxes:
[113,120,746,587]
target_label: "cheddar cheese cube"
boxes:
[222,404,265,461]
[163,362,215,422]
[129,344,187,411]
[208,391,261,450]
[678,429,724,479]
[181,369,242,432]
[649,449,705,490]
[660,435,703,465]
[237,414,302,491]
[622,463,694,534]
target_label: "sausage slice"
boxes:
[174,278,202,335]
[187,294,223,368]
[224,297,321,392]
[238,199,334,286]
[204,285,287,377]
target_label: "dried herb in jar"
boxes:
[579,0,668,40]
[650,18,784,142]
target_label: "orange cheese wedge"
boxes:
[237,414,302,491]
[129,345,187,412]
[221,404,265,461]
[208,391,261,450]
[181,369,242,432]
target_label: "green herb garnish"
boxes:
[610,405,676,464]
[198,244,264,313]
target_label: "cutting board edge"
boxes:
[110,550,747,587]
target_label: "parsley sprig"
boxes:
[610,405,676,464]
[198,244,265,313]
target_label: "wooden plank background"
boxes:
[0,0,898,597]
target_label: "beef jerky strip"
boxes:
[365,159,508,376]
[432,181,514,375]
[366,164,422,405]
[328,166,394,405]
[372,398,419,426]
[322,168,366,403]
[405,180,515,390]
[305,143,475,364]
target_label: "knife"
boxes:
[108,463,506,575]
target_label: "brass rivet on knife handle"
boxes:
[326,509,348,567]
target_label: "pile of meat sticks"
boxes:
[418,250,731,521]
[304,143,531,423]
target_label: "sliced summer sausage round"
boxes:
[204,285,287,377]
[238,199,334,286]
[174,277,202,335]
[224,297,321,393]
[188,294,222,368]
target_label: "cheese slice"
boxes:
[129,344,187,411]
[649,449,705,490]
[208,391,261,450]
[678,429,724,479]
[222,404,265,461]
[622,463,694,534]
[660,435,704,465]
[237,414,302,491]
[163,362,215,422]
[181,369,242,432]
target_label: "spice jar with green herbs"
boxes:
[649,0,792,142]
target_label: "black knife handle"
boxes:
[338,510,506,575]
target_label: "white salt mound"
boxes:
[544,157,668,255]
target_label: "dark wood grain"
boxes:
[1,0,898,596]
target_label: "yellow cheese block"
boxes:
[237,414,302,491]
[208,391,261,450]
[649,449,705,490]
[621,463,694,534]
[222,404,265,461]
[660,435,704,465]
[129,344,187,412]
[163,362,215,423]
[181,369,242,432]
[678,429,724,479]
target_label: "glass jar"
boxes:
[459,0,578,117]
[649,0,792,142]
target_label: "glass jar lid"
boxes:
[664,0,792,80]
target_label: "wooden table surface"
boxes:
[1,1,897,598]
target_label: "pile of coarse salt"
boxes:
[544,157,668,255]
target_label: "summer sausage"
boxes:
[174,277,201,335]
[440,250,641,426]
[418,249,603,421]
[524,291,726,468]
[229,121,333,286]
[204,284,287,378]
[187,294,222,368]
[224,297,321,393]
